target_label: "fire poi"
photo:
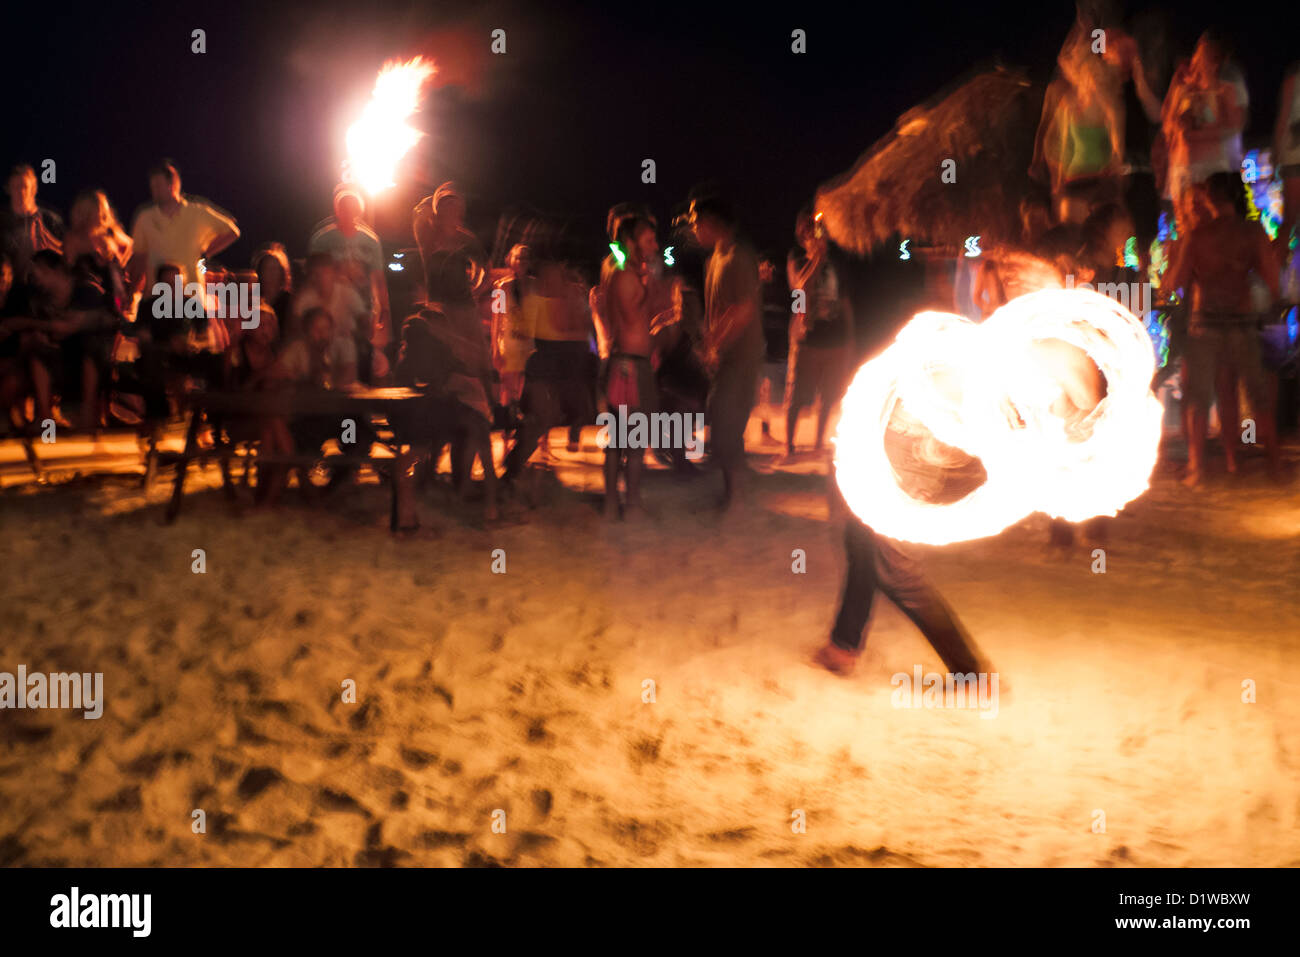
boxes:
[833,288,1164,545]
[344,56,436,194]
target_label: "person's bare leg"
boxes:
[603,448,620,518]
[29,360,52,423]
[81,358,100,432]
[476,425,499,521]
[784,400,799,457]
[1216,366,1240,474]
[624,448,645,518]
[814,395,833,453]
[1184,403,1208,486]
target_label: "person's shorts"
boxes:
[786,342,848,411]
[601,353,656,414]
[1183,316,1269,410]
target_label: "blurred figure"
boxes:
[395,299,499,523]
[1161,31,1248,236]
[1,165,63,298]
[0,251,26,430]
[1166,172,1281,484]
[599,209,659,519]
[412,187,499,517]
[783,207,852,459]
[690,187,764,511]
[502,247,595,484]
[129,159,239,291]
[1033,1,1158,224]
[291,253,367,367]
[309,186,390,377]
[1273,61,1300,266]
[252,243,294,343]
[414,182,488,310]
[64,189,132,316]
[23,249,119,430]
[492,243,532,409]
[255,306,355,505]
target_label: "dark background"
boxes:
[4,0,1296,269]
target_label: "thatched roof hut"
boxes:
[815,67,1044,255]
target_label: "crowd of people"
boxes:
[1,3,1297,543]
[982,4,1299,494]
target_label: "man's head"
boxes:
[148,160,182,207]
[1082,203,1134,259]
[6,165,37,215]
[506,243,530,277]
[29,248,72,302]
[433,182,465,231]
[794,205,827,253]
[687,187,736,248]
[302,306,334,350]
[334,187,364,231]
[613,212,658,266]
[1204,171,1246,217]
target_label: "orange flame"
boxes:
[345,57,436,194]
[833,289,1163,545]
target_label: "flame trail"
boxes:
[833,288,1163,545]
[344,57,436,195]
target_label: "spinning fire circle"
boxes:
[833,288,1164,545]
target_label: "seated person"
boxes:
[254,306,356,504]
[10,249,119,431]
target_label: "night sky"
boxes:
[5,0,1296,268]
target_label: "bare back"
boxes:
[1183,217,1274,313]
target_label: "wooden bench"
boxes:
[165,386,428,529]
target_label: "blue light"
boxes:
[899,239,911,261]
[963,236,981,258]
[1287,306,1299,347]
[388,263,404,272]
[663,246,675,267]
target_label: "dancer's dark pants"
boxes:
[831,518,986,674]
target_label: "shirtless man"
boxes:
[1165,171,1281,484]
[600,210,658,518]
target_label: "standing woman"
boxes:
[64,190,132,315]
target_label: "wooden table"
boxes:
[165,386,428,528]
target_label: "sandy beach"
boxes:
[2,410,1298,867]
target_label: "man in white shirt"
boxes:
[128,159,239,292]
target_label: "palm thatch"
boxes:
[815,66,1044,255]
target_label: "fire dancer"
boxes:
[600,208,658,519]
[816,483,996,680]
[689,188,764,511]
[1165,171,1281,484]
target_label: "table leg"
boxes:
[165,407,203,523]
